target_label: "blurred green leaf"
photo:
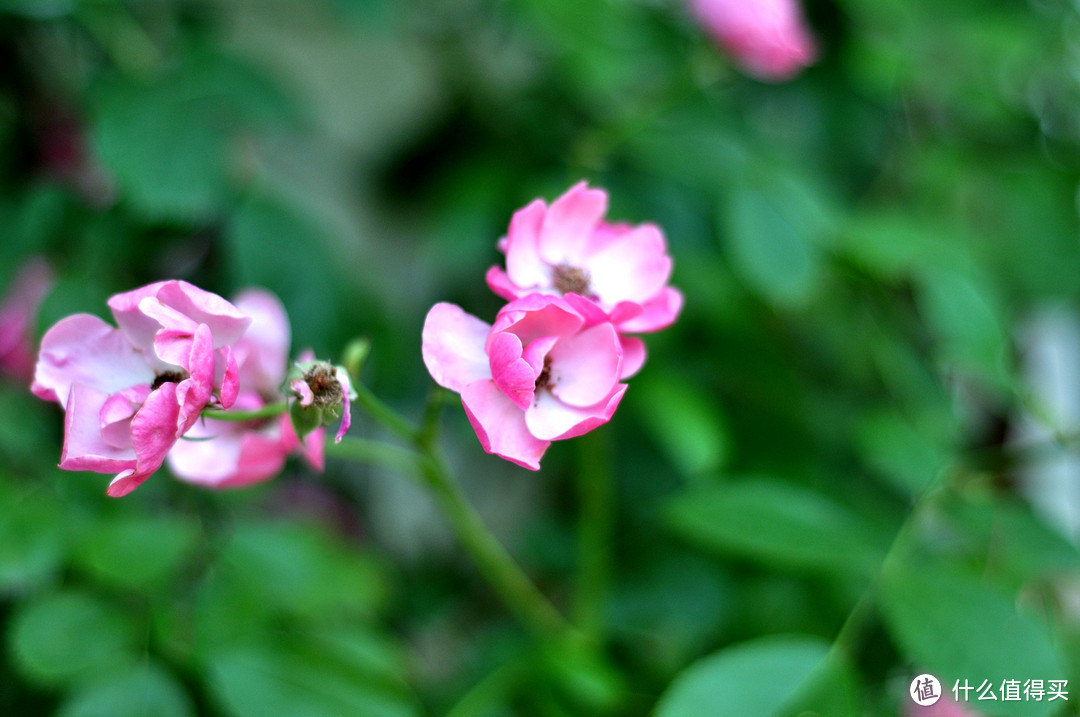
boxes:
[653,635,833,717]
[722,184,825,308]
[0,482,65,595]
[8,590,140,686]
[666,477,886,576]
[855,409,947,495]
[56,660,195,717]
[879,557,1063,717]
[72,513,200,591]
[633,372,730,478]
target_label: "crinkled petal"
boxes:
[166,420,246,485]
[217,346,240,408]
[548,323,622,408]
[99,384,151,449]
[490,294,583,347]
[291,378,315,406]
[107,281,170,351]
[422,303,492,393]
[33,314,154,405]
[504,199,549,289]
[586,224,672,306]
[461,379,549,470]
[488,331,536,411]
[59,383,137,473]
[154,281,251,347]
[107,382,181,496]
[619,337,647,379]
[562,293,617,327]
[538,182,608,266]
[616,287,684,334]
[175,324,215,434]
[522,335,559,375]
[139,296,200,337]
[485,265,527,302]
[334,367,353,443]
[525,384,627,441]
[231,289,290,393]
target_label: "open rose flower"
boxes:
[167,290,324,488]
[423,294,632,469]
[485,182,682,344]
[32,280,250,497]
[689,0,817,82]
[0,258,54,381]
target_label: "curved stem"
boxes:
[351,382,417,443]
[326,436,418,475]
[574,429,614,641]
[202,401,288,422]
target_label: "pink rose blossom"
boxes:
[167,290,324,488]
[0,258,54,381]
[423,294,631,469]
[32,280,250,497]
[690,0,817,81]
[905,693,981,717]
[485,182,682,353]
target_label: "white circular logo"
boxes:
[910,674,942,706]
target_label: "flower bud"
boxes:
[288,359,355,443]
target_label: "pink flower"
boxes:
[423,294,631,469]
[0,258,54,381]
[167,290,324,488]
[32,280,250,497]
[689,0,817,81]
[485,182,682,347]
[905,693,981,717]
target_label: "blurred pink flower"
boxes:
[33,280,250,497]
[486,182,681,352]
[423,294,630,469]
[168,290,324,488]
[0,258,54,381]
[905,694,981,717]
[690,0,817,81]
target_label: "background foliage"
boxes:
[3,0,1080,715]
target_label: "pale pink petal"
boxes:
[422,303,492,393]
[107,281,170,350]
[537,182,608,266]
[99,384,151,449]
[619,337,647,379]
[548,323,622,408]
[301,426,326,471]
[522,335,559,375]
[291,378,314,406]
[59,383,136,473]
[461,379,549,470]
[525,384,627,441]
[217,346,240,408]
[616,287,684,333]
[107,382,182,496]
[485,266,527,302]
[490,294,583,347]
[175,324,215,434]
[691,0,816,82]
[504,199,549,289]
[488,331,536,411]
[0,258,54,380]
[562,293,613,327]
[166,420,246,485]
[334,367,352,443]
[231,289,290,392]
[586,224,672,306]
[33,314,154,405]
[155,280,251,346]
[138,296,200,337]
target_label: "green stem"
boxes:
[325,436,418,475]
[202,402,288,422]
[574,429,614,641]
[351,382,417,443]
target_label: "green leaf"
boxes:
[633,373,730,477]
[879,558,1064,717]
[653,635,833,717]
[57,660,195,717]
[205,629,419,717]
[723,184,825,308]
[8,590,140,686]
[0,483,65,595]
[665,478,886,576]
[72,514,201,590]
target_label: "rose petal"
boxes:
[217,346,240,409]
[485,265,526,302]
[616,287,684,333]
[461,379,549,470]
[422,303,492,393]
[548,323,622,408]
[490,294,583,347]
[619,337,647,379]
[107,381,182,496]
[334,367,352,443]
[488,331,536,411]
[175,324,215,434]
[33,314,154,405]
[59,383,137,473]
[525,384,627,441]
[231,289,291,393]
[504,199,549,289]
[155,280,251,346]
[99,384,151,449]
[538,182,608,266]
[586,224,672,306]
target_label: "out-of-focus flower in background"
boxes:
[168,289,324,489]
[32,281,250,496]
[0,258,53,382]
[688,0,817,81]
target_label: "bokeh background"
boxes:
[3,0,1080,715]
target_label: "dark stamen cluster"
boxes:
[552,263,592,296]
[151,371,184,390]
[534,357,552,392]
[304,364,343,408]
